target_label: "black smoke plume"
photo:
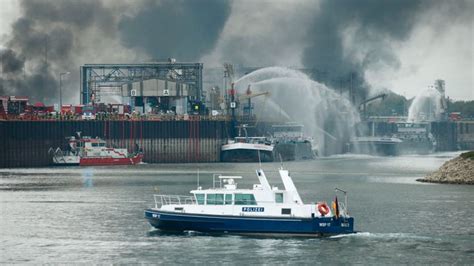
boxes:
[1,0,232,104]
[119,0,231,61]
[302,0,473,102]
[0,48,24,74]
[0,0,117,103]
[302,0,424,102]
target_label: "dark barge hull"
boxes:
[0,120,226,167]
[220,149,274,162]
[273,142,315,161]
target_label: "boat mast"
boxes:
[255,169,271,191]
[279,168,303,204]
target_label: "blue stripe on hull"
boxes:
[145,209,354,235]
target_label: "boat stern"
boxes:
[314,216,355,235]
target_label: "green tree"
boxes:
[447,100,474,118]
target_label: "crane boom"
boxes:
[238,91,270,100]
[359,93,387,120]
[359,93,387,108]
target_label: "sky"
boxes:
[0,0,472,102]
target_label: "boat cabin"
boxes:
[190,172,301,206]
[82,138,107,149]
[152,168,332,218]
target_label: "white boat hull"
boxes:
[52,155,80,165]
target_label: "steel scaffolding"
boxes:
[80,63,203,104]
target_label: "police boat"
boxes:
[145,167,354,236]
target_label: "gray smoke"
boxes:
[0,48,24,74]
[302,0,424,101]
[119,0,231,61]
[1,0,471,104]
[0,0,232,104]
[203,0,472,103]
[0,0,119,103]
[302,0,473,101]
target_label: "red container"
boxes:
[74,105,84,114]
[61,105,73,114]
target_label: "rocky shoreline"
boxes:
[417,151,474,185]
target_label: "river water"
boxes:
[1,152,473,264]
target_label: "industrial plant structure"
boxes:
[1,62,474,167]
[80,61,203,114]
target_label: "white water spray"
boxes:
[407,87,443,122]
[234,67,360,155]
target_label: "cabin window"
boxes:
[281,208,291,215]
[99,143,106,147]
[206,194,216,205]
[215,194,224,205]
[91,143,98,147]
[275,193,283,203]
[234,194,257,205]
[206,194,224,205]
[195,194,205,205]
[225,194,233,205]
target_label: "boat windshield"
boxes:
[206,194,224,205]
[195,194,205,205]
[234,194,257,205]
[194,193,256,205]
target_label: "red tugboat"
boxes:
[49,133,143,166]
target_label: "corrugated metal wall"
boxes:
[0,120,227,168]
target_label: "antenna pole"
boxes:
[197,168,200,189]
[257,150,262,169]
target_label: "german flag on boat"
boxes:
[332,196,340,219]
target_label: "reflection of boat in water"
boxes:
[394,123,436,154]
[49,133,143,166]
[145,166,354,236]
[349,136,402,156]
[271,123,316,161]
[221,137,274,162]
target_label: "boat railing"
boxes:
[153,194,196,208]
[335,188,349,216]
[337,201,348,217]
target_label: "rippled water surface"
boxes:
[1,152,473,264]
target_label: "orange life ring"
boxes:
[317,202,330,216]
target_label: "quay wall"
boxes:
[423,121,474,151]
[0,120,227,168]
[454,121,474,150]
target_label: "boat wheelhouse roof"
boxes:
[234,136,268,139]
[85,139,105,143]
[218,175,242,179]
[271,124,304,129]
